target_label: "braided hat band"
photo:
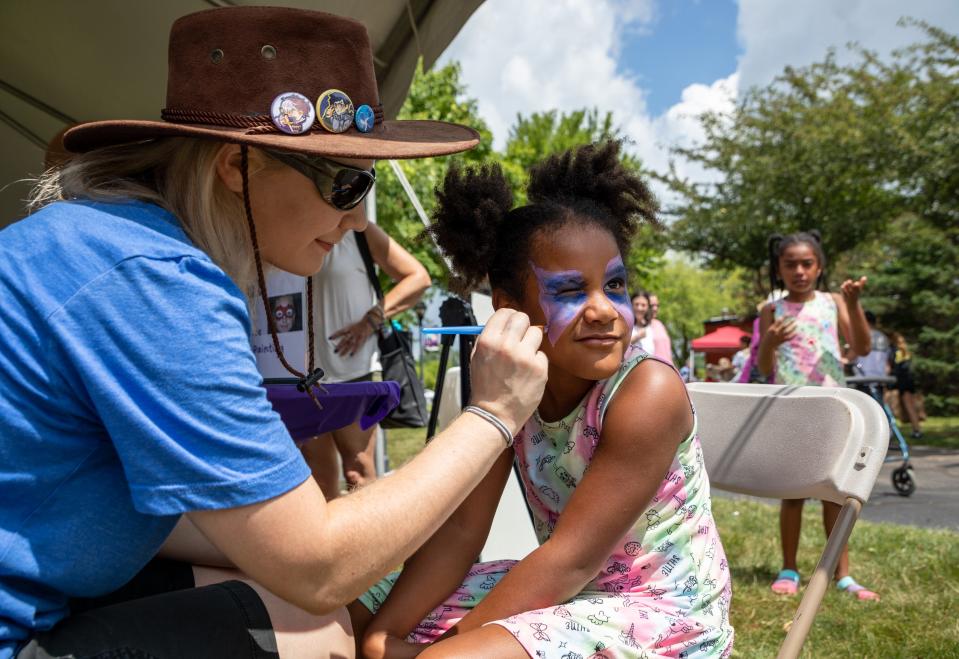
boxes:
[161,105,385,136]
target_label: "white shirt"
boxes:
[309,232,381,382]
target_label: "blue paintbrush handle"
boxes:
[421,326,484,335]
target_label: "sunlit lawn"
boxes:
[919,416,959,450]
[384,422,959,657]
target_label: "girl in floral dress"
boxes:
[351,143,734,658]
[756,231,878,601]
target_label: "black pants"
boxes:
[17,559,278,659]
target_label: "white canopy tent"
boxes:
[0,0,484,227]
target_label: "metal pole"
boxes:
[417,317,424,380]
[777,498,862,659]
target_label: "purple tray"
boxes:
[264,380,400,442]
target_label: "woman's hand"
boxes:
[765,316,798,347]
[840,276,868,305]
[469,309,549,434]
[330,315,377,357]
[362,629,424,659]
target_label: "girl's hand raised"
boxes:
[840,276,868,304]
[766,316,798,347]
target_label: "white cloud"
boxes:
[439,0,959,205]
[736,0,959,92]
[441,0,655,149]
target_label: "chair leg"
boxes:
[777,497,862,659]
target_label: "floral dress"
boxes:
[773,291,845,387]
[360,347,734,658]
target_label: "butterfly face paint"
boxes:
[530,255,634,346]
[604,255,635,334]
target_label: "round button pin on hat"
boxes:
[354,104,375,133]
[270,92,315,135]
[317,89,355,134]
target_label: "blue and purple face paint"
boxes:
[530,255,635,345]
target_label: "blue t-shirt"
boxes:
[0,200,311,657]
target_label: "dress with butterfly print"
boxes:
[360,346,733,658]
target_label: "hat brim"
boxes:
[63,119,480,160]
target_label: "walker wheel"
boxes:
[891,466,916,497]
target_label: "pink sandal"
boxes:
[770,569,800,595]
[837,576,880,601]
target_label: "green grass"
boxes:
[917,416,959,450]
[383,430,959,657]
[714,498,959,657]
[383,426,430,470]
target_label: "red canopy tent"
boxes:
[691,325,748,352]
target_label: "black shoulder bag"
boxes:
[354,231,429,428]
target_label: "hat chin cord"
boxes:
[240,144,326,405]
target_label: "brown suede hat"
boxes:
[63,6,480,159]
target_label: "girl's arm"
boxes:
[756,303,796,377]
[435,359,692,637]
[834,277,871,356]
[187,310,547,616]
[361,449,514,659]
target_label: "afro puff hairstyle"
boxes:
[428,141,660,302]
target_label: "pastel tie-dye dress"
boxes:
[772,291,846,387]
[360,347,734,658]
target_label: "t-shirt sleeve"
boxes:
[46,255,311,515]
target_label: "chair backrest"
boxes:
[686,382,889,504]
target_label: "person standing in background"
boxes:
[757,231,877,602]
[731,335,751,382]
[302,218,430,498]
[855,311,891,379]
[630,290,656,354]
[889,331,924,439]
[646,292,674,364]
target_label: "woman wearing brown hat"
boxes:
[0,7,547,659]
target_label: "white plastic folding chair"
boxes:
[687,382,889,659]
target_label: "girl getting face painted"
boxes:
[518,224,633,386]
[531,255,633,346]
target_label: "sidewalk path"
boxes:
[860,445,959,532]
[714,445,959,533]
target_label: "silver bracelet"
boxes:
[463,405,514,448]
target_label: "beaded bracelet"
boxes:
[463,405,514,448]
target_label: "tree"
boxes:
[652,259,753,364]
[876,21,959,413]
[374,61,493,285]
[661,46,904,284]
[663,20,959,412]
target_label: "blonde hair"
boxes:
[28,137,259,296]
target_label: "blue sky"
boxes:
[619,0,740,116]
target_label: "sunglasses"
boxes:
[264,149,376,210]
